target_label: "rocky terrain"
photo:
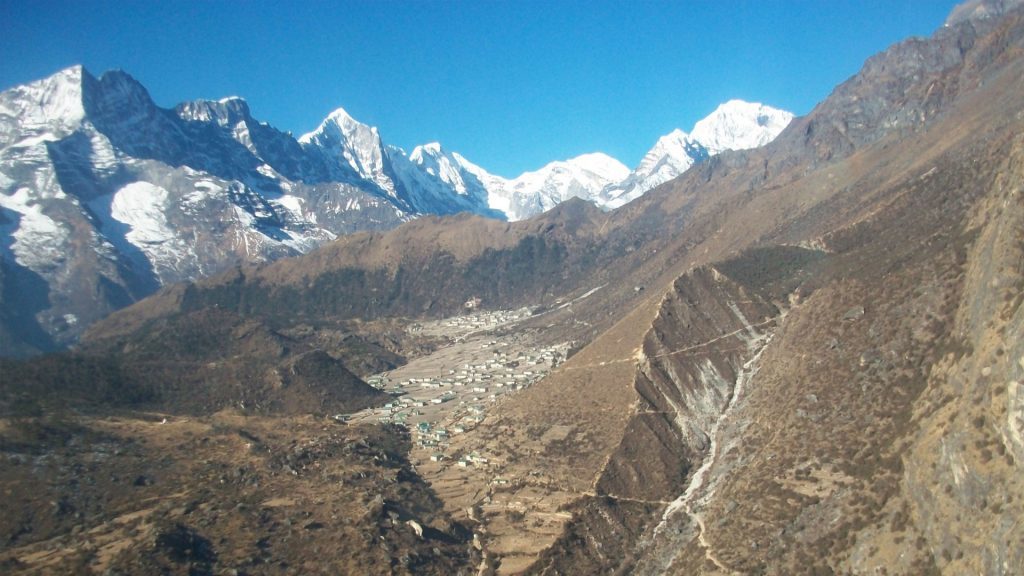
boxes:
[0,414,477,575]
[1,0,1023,574]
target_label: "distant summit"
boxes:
[599,100,793,209]
[482,152,630,221]
[690,100,794,154]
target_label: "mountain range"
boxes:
[1,0,1023,573]
[0,65,790,354]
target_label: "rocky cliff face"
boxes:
[598,267,780,502]
[528,264,783,574]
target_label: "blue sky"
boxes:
[1,0,958,177]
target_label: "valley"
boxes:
[347,306,571,439]
[2,1,1024,574]
[350,307,578,574]
[0,65,790,354]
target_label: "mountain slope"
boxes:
[472,7,1024,572]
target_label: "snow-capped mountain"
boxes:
[299,107,399,199]
[598,129,709,210]
[599,100,793,209]
[689,99,794,154]
[0,67,414,352]
[392,146,628,222]
[389,142,503,219]
[485,153,629,221]
[291,99,791,223]
[299,109,500,217]
[407,142,490,200]
[396,100,792,220]
[0,65,792,353]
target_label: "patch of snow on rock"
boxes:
[110,181,190,281]
[0,187,70,272]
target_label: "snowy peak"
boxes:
[176,97,253,127]
[299,107,497,216]
[386,142,501,217]
[690,99,794,154]
[487,152,629,221]
[1,66,790,223]
[300,106,378,146]
[407,142,479,196]
[0,65,90,145]
[407,142,494,187]
[563,152,630,182]
[298,106,385,157]
[634,128,704,177]
[297,108,498,215]
[511,153,629,192]
[288,96,790,219]
[409,141,444,162]
[300,106,388,185]
[34,65,90,123]
[651,128,690,150]
[598,99,792,210]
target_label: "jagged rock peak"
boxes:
[176,96,253,126]
[0,65,91,133]
[81,69,160,121]
[300,105,378,143]
[297,104,388,185]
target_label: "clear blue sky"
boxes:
[1,0,958,177]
